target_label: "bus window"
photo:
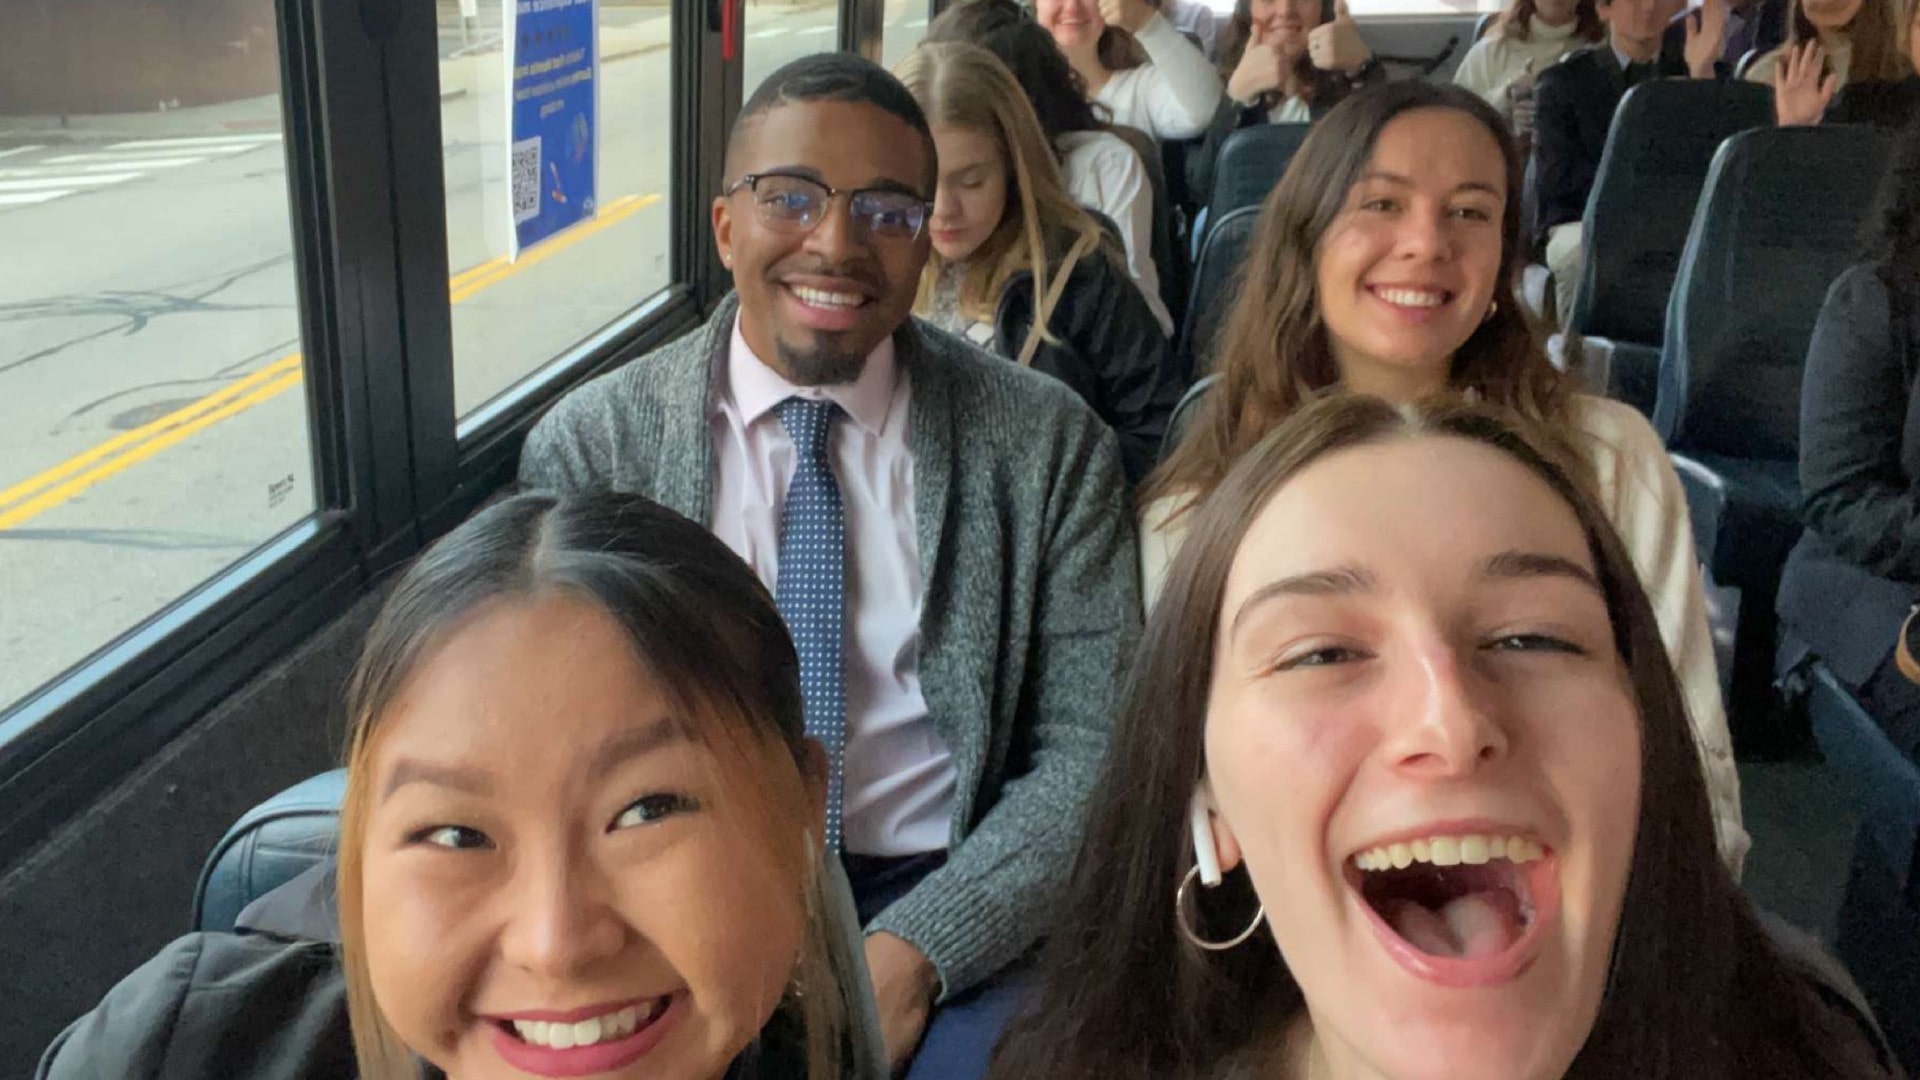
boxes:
[744,0,845,96]
[883,0,933,68]
[438,0,678,420]
[0,0,315,715]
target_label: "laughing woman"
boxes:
[991,395,1897,1080]
[38,492,876,1080]
[897,41,1183,484]
[1140,79,1749,876]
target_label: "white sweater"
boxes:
[1056,130,1175,336]
[1139,395,1750,876]
[1452,17,1589,116]
[1092,13,1226,141]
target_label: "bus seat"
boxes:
[1733,47,1766,80]
[1789,655,1920,1072]
[1162,373,1221,462]
[1655,123,1893,748]
[1206,123,1312,233]
[1178,205,1261,378]
[192,769,345,935]
[191,770,890,1072]
[1566,79,1772,413]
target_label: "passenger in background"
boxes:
[1660,0,1790,76]
[1532,0,1725,329]
[1780,116,1920,762]
[1772,0,1919,122]
[1035,0,1225,140]
[1453,0,1605,141]
[37,492,874,1080]
[1142,80,1748,872]
[1745,0,1909,95]
[993,396,1898,1080]
[521,53,1139,1080]
[925,0,1177,335]
[898,41,1181,485]
[1166,0,1227,61]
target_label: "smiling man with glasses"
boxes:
[519,53,1140,1080]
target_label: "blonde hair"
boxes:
[896,41,1119,363]
[335,493,851,1080]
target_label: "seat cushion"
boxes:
[193,769,345,934]
[1669,452,1802,591]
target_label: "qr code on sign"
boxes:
[511,137,541,224]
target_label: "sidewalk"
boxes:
[0,10,682,144]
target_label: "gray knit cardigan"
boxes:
[518,295,1142,999]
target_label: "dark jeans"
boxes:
[843,851,1034,1080]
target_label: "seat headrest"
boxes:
[1656,125,1895,460]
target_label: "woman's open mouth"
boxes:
[1347,831,1560,988]
[487,993,681,1077]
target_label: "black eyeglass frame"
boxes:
[723,171,933,241]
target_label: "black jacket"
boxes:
[1831,76,1920,129]
[1186,59,1387,205]
[1779,263,1920,686]
[1530,43,1689,245]
[36,934,357,1080]
[37,931,813,1080]
[991,244,1183,486]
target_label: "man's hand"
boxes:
[1228,22,1290,104]
[1773,40,1837,125]
[865,932,940,1073]
[1308,0,1373,75]
[1684,0,1730,78]
[1099,0,1157,34]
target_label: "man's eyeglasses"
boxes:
[725,172,931,241]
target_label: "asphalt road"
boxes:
[0,0,924,710]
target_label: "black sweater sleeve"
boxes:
[37,933,354,1080]
[1530,61,1595,243]
[1798,265,1920,580]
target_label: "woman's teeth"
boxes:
[509,1000,659,1049]
[1373,287,1448,308]
[791,285,865,309]
[1354,833,1545,872]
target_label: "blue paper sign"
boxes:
[505,0,598,258]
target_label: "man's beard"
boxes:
[777,335,869,387]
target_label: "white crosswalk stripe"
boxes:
[0,135,281,211]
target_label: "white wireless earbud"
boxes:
[1190,783,1222,887]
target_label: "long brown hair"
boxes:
[898,41,1119,360]
[1145,80,1570,511]
[1493,0,1605,43]
[1218,0,1351,108]
[336,493,851,1080]
[1787,0,1911,81]
[991,395,1894,1079]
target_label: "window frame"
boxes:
[0,0,729,867]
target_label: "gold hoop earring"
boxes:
[1175,865,1266,951]
[1484,299,1499,323]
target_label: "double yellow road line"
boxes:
[0,192,660,531]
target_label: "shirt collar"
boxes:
[725,316,899,438]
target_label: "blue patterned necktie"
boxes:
[773,396,847,852]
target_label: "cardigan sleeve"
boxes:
[1098,14,1224,139]
[1798,267,1920,580]
[866,412,1140,998]
[1577,398,1749,877]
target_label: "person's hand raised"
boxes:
[1684,0,1730,78]
[1228,21,1291,104]
[1773,39,1838,125]
[1308,0,1372,75]
[1099,0,1157,34]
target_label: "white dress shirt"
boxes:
[709,319,957,856]
[1056,130,1176,336]
[1093,13,1226,140]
